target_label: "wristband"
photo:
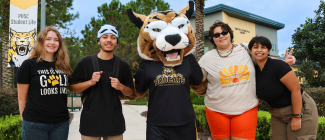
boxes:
[293,116,302,118]
[293,113,303,117]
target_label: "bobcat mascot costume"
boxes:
[128,1,205,140]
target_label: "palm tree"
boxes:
[194,0,205,61]
[1,0,12,88]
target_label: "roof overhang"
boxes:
[192,4,285,30]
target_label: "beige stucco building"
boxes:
[190,4,284,57]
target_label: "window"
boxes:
[271,44,277,51]
[272,44,274,51]
[204,47,209,54]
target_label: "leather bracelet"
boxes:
[293,116,302,118]
[293,113,303,116]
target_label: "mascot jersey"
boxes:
[134,54,202,126]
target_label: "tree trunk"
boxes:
[194,0,205,61]
[1,0,12,89]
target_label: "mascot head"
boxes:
[127,1,195,67]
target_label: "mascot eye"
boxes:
[178,24,185,29]
[152,28,161,32]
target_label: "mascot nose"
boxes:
[165,34,181,46]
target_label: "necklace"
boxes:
[216,44,234,58]
[218,48,233,54]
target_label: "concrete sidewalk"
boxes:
[68,100,147,140]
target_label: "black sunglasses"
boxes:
[212,30,229,38]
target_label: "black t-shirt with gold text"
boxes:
[134,54,203,126]
[17,58,69,123]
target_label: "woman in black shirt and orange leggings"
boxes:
[248,36,318,140]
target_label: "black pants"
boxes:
[146,120,197,140]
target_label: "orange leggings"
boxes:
[206,106,258,140]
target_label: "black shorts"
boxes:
[146,120,197,140]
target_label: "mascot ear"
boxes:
[29,28,36,38]
[10,28,16,38]
[127,8,147,29]
[179,1,194,19]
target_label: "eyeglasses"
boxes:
[212,30,229,38]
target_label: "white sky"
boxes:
[67,0,321,56]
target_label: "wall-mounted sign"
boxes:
[8,0,38,67]
[235,27,250,34]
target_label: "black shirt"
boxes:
[69,56,134,92]
[134,54,203,126]
[255,58,293,108]
[16,58,69,123]
[69,54,134,136]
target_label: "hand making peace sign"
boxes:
[284,48,296,66]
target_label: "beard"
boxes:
[100,43,115,52]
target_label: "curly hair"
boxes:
[209,20,234,45]
[29,27,72,77]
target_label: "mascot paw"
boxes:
[190,79,207,96]
[134,88,146,98]
[118,91,137,101]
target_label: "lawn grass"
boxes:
[124,100,148,105]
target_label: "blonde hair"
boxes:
[29,26,72,77]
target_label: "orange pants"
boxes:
[206,106,258,140]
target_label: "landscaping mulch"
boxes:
[140,111,148,118]
[197,127,211,140]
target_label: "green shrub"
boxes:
[318,116,325,139]
[124,100,148,105]
[304,87,325,116]
[0,114,22,140]
[190,90,205,105]
[193,105,209,131]
[258,100,270,112]
[0,88,19,118]
[256,111,271,140]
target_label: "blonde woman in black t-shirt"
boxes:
[248,36,318,139]
[17,27,72,140]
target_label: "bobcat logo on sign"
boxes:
[8,28,36,67]
[9,0,38,67]
[219,65,250,86]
